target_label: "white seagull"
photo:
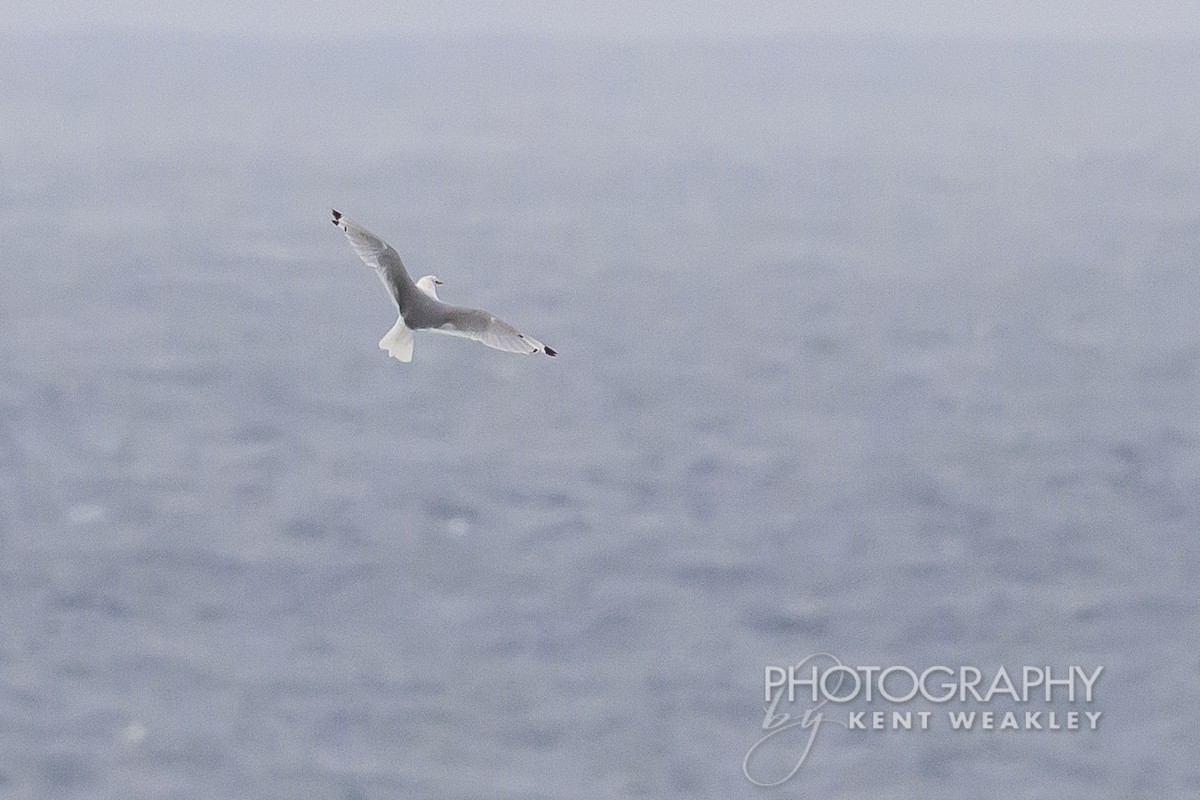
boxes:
[331,210,557,362]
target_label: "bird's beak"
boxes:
[435,279,444,285]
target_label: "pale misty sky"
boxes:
[6,1,1200,41]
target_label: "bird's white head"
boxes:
[416,275,445,300]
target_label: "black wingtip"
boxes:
[331,209,342,225]
[544,346,557,357]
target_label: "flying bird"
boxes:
[331,210,557,362]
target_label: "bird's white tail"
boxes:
[379,317,415,362]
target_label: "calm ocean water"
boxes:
[1,34,1198,798]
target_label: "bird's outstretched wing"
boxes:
[431,306,557,356]
[331,209,416,308]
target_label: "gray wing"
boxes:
[431,305,557,356]
[331,210,418,311]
